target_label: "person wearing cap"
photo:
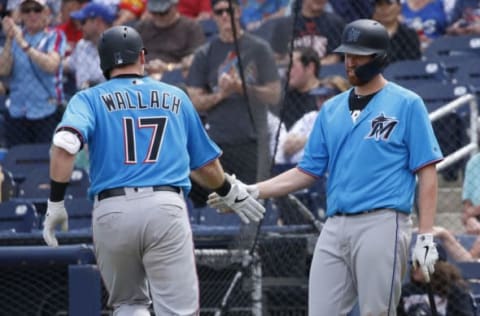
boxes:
[398,242,475,315]
[55,0,89,55]
[208,19,442,315]
[63,2,115,91]
[0,0,66,147]
[269,0,345,66]
[372,0,421,63]
[135,0,205,80]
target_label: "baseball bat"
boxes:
[287,194,323,233]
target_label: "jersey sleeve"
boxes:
[56,91,95,144]
[406,97,443,172]
[183,97,221,169]
[297,108,328,177]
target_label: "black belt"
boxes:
[98,185,180,201]
[334,208,386,217]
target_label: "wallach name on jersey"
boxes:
[100,90,181,114]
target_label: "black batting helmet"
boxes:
[334,19,390,83]
[98,25,145,79]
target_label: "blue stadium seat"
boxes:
[384,59,447,85]
[1,143,50,182]
[199,18,218,40]
[320,62,346,79]
[0,200,38,233]
[16,166,90,213]
[197,205,242,226]
[411,81,470,113]
[457,262,480,301]
[424,35,480,59]
[64,197,93,230]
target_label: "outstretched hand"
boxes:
[207,174,263,224]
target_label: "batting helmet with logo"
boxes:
[98,25,145,79]
[334,19,390,83]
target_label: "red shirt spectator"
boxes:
[178,0,211,20]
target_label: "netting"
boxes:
[0,0,480,314]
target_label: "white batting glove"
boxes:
[208,175,259,210]
[207,174,264,224]
[411,233,438,282]
[42,200,69,247]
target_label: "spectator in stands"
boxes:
[135,0,205,80]
[461,152,480,234]
[397,242,475,315]
[447,0,480,35]
[401,0,449,50]
[0,0,66,147]
[283,75,349,163]
[433,226,480,261]
[114,0,146,26]
[178,0,212,20]
[240,0,289,31]
[372,0,421,63]
[64,2,114,90]
[270,0,345,65]
[56,0,88,55]
[282,46,322,130]
[329,0,374,23]
[186,0,280,201]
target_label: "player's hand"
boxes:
[411,233,438,282]
[42,200,68,247]
[207,174,264,224]
[208,174,259,208]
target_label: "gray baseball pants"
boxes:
[309,209,412,316]
[92,187,199,316]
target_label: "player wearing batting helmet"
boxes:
[42,25,265,315]
[209,19,443,315]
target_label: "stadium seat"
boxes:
[320,62,346,79]
[424,35,480,59]
[16,166,90,213]
[199,18,218,40]
[411,81,470,113]
[383,59,447,85]
[0,200,38,233]
[198,205,242,226]
[1,143,50,182]
[64,197,94,230]
[457,262,480,300]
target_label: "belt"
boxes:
[98,185,180,201]
[334,208,385,217]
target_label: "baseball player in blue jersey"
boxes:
[210,19,443,315]
[41,25,265,316]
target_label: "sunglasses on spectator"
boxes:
[21,6,43,13]
[152,7,171,16]
[213,8,232,16]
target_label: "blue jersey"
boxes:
[57,76,221,199]
[298,82,443,216]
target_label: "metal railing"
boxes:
[429,94,479,172]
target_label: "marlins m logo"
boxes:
[346,27,361,43]
[365,113,398,141]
